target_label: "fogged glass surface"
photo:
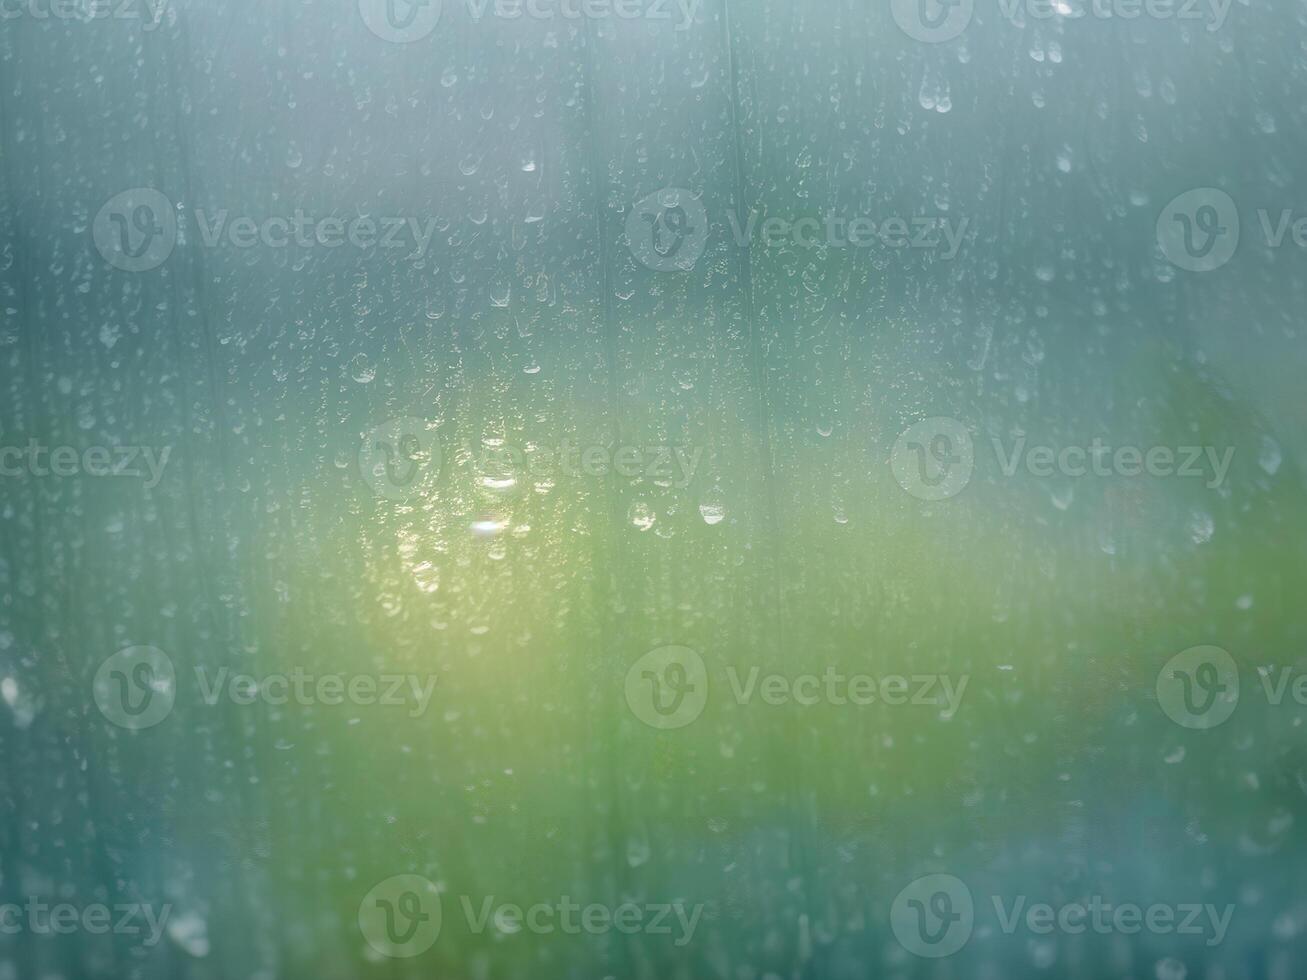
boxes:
[1,0,1305,977]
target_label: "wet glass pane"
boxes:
[1,0,1304,977]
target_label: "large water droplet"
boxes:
[629,501,655,531]
[699,502,725,525]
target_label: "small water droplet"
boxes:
[1259,436,1282,476]
[1188,510,1214,545]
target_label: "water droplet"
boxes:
[478,471,517,493]
[1028,939,1057,969]
[411,562,440,593]
[626,837,650,867]
[699,502,725,525]
[167,912,210,958]
[1187,510,1214,545]
[1259,436,1282,476]
[471,515,506,537]
[347,353,376,384]
[628,501,655,531]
